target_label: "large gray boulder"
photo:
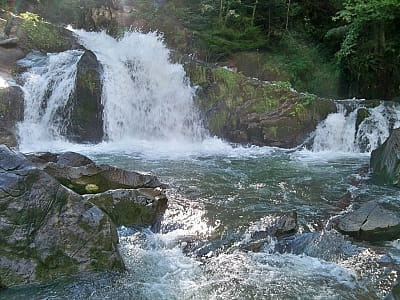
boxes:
[25,151,168,230]
[65,50,104,143]
[0,86,24,147]
[335,201,400,241]
[370,128,400,187]
[0,146,124,287]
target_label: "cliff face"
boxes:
[185,63,336,148]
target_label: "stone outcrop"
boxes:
[335,201,400,241]
[0,146,124,287]
[370,128,400,187]
[0,86,24,147]
[0,147,168,288]
[66,50,104,143]
[185,64,336,148]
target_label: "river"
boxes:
[2,30,400,299]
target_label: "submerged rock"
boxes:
[0,146,124,287]
[242,211,298,251]
[65,50,104,143]
[185,64,336,148]
[370,128,400,187]
[0,86,24,147]
[336,201,400,241]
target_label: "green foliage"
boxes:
[290,92,317,117]
[262,35,340,97]
[199,26,267,59]
[334,0,400,98]
[20,12,68,52]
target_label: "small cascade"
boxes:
[17,50,83,146]
[312,102,400,153]
[74,30,206,142]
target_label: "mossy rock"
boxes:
[185,62,336,148]
[65,50,104,143]
[0,146,124,288]
[370,128,400,187]
[0,86,24,147]
[85,188,168,228]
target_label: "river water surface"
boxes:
[3,29,400,299]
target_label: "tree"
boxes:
[334,0,400,98]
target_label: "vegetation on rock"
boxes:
[186,62,336,147]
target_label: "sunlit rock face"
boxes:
[0,146,124,287]
[336,201,400,241]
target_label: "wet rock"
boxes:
[242,212,298,252]
[0,86,24,147]
[370,128,400,187]
[0,145,124,287]
[336,201,400,241]
[185,64,336,148]
[65,50,104,143]
[84,188,168,230]
[26,152,163,195]
[275,230,360,261]
[355,108,370,134]
[25,151,94,167]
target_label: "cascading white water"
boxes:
[18,50,83,147]
[312,105,358,152]
[312,102,400,153]
[74,30,206,142]
[356,103,400,152]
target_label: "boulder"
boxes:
[26,152,164,195]
[242,211,298,251]
[336,201,400,241]
[0,86,24,147]
[0,145,124,287]
[25,151,94,168]
[65,50,104,143]
[275,230,360,261]
[0,11,79,55]
[370,128,400,187]
[185,64,336,148]
[84,188,167,230]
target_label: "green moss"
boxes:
[0,103,8,114]
[267,126,278,138]
[35,250,78,281]
[208,111,229,135]
[78,71,96,94]
[85,184,99,193]
[20,12,68,52]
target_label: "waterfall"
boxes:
[312,102,400,153]
[17,50,83,147]
[17,30,206,151]
[74,30,206,142]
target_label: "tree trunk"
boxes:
[251,0,258,26]
[286,0,291,31]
